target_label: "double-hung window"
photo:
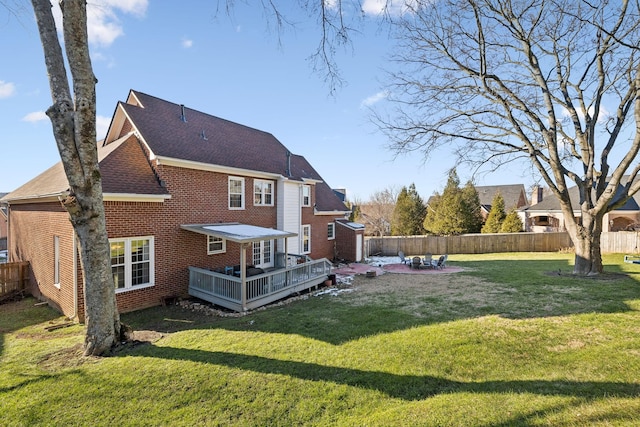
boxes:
[207,236,226,254]
[254,180,274,206]
[110,236,154,292]
[301,224,311,254]
[302,185,311,207]
[229,177,245,209]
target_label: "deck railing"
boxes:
[188,258,332,312]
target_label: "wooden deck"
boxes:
[188,258,332,312]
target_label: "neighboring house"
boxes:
[475,184,529,220]
[0,192,7,251]
[1,90,362,317]
[523,178,640,232]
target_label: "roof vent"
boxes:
[180,104,187,122]
[200,129,208,140]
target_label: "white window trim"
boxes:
[54,235,60,288]
[301,224,311,254]
[302,185,311,207]
[327,222,335,240]
[254,179,274,206]
[207,235,226,255]
[229,176,245,210]
[111,236,155,294]
[252,240,274,268]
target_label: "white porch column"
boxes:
[240,243,247,311]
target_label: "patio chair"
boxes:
[411,256,422,269]
[423,253,434,269]
[398,251,410,265]
[435,254,448,269]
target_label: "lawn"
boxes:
[1,253,640,426]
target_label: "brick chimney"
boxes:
[531,185,543,205]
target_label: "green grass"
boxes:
[2,253,640,426]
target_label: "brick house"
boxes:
[1,90,363,317]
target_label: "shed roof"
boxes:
[181,223,297,244]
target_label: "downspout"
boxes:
[72,233,78,321]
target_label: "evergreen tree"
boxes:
[461,180,483,233]
[501,209,524,233]
[423,192,441,233]
[482,192,506,233]
[424,170,467,235]
[391,183,426,235]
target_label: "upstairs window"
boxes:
[302,185,311,207]
[254,180,274,206]
[229,177,245,209]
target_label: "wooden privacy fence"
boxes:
[366,231,640,257]
[0,261,29,302]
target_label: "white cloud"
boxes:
[0,81,16,98]
[22,111,48,123]
[181,38,193,48]
[96,115,111,139]
[324,0,339,9]
[561,105,611,124]
[52,0,148,47]
[360,90,389,108]
[362,0,418,16]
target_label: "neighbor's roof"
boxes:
[526,179,640,212]
[475,184,528,210]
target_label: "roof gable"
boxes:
[475,184,527,210]
[112,91,299,179]
[109,90,347,213]
[1,134,167,202]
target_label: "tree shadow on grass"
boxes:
[123,259,640,346]
[127,344,640,402]
[0,297,66,358]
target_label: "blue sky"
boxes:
[0,0,536,201]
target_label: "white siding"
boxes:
[277,180,301,254]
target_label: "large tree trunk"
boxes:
[32,0,120,356]
[570,210,604,276]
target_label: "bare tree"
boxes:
[357,186,398,236]
[377,0,640,275]
[31,0,121,355]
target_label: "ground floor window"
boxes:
[207,235,226,254]
[301,225,311,254]
[110,236,154,292]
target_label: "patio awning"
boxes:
[181,223,297,244]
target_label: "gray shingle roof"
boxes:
[475,184,528,210]
[118,90,347,212]
[526,179,640,212]
[0,134,167,202]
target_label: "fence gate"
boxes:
[0,261,29,303]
